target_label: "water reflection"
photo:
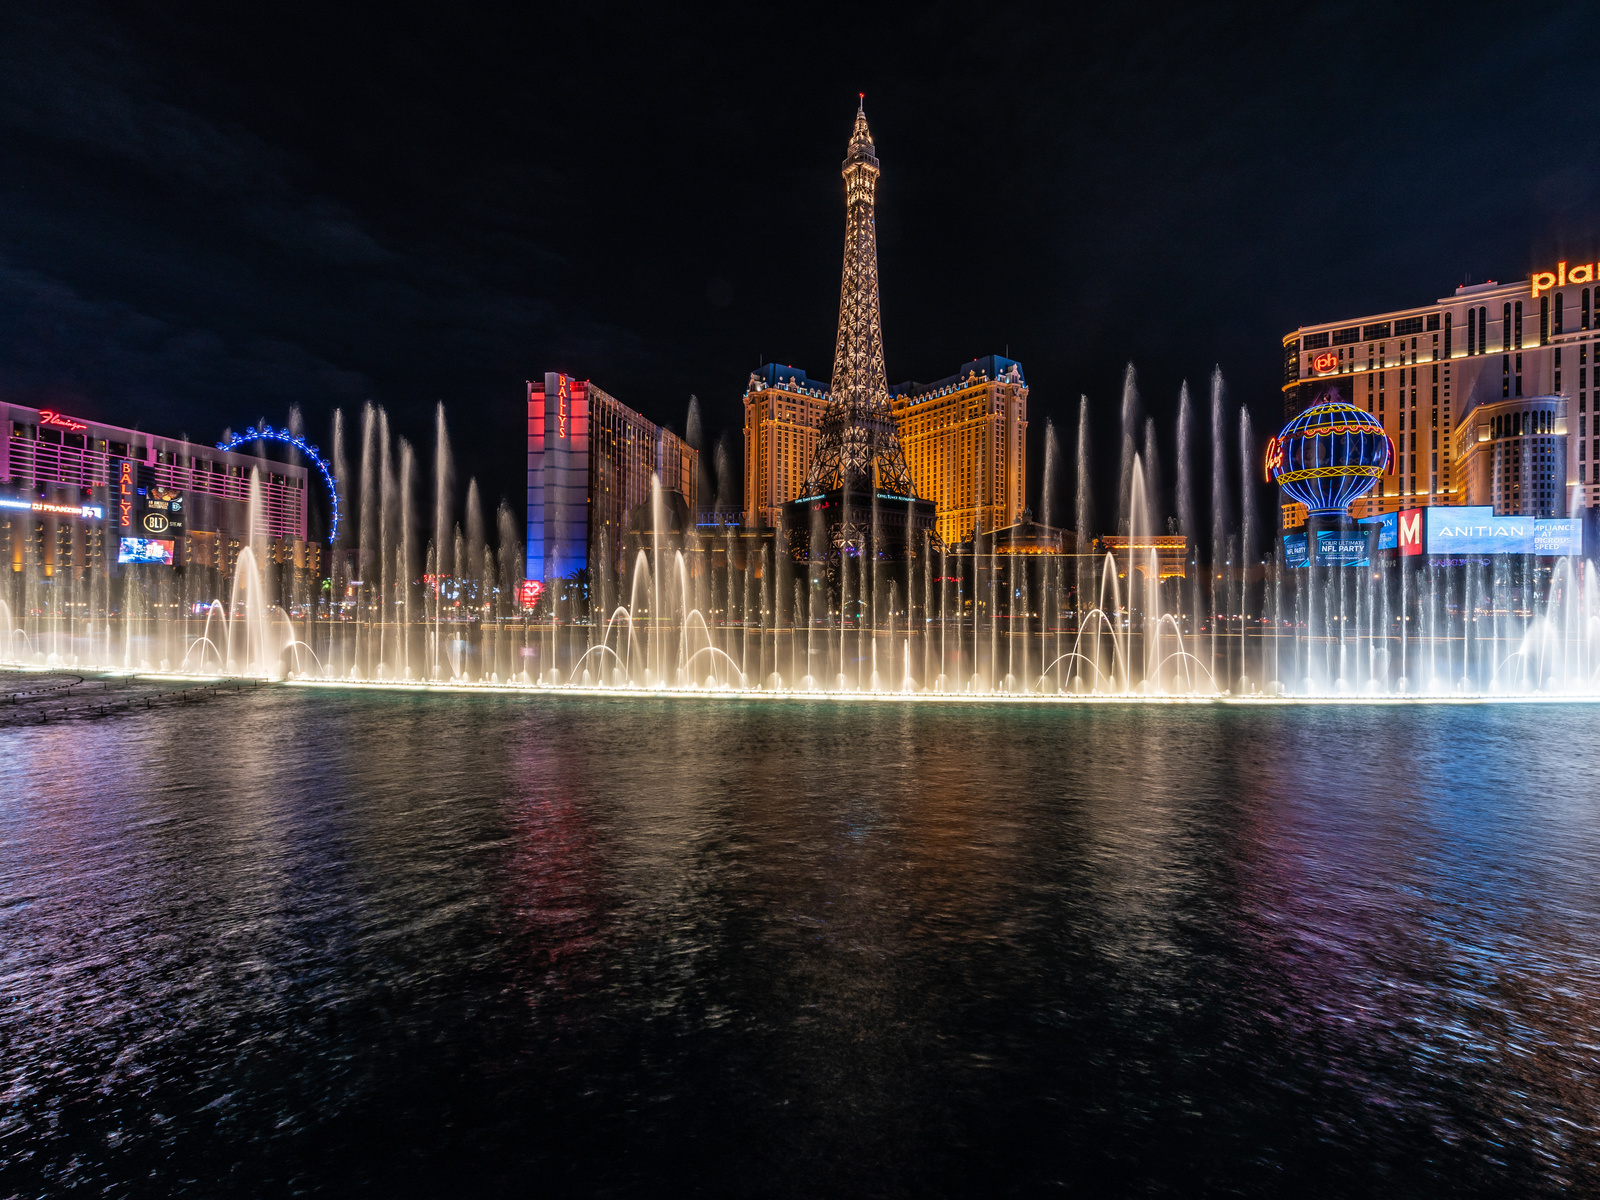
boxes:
[2,692,1598,1195]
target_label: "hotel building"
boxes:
[742,364,831,530]
[2,400,310,583]
[891,355,1028,545]
[1451,396,1567,519]
[526,373,698,583]
[741,354,1028,546]
[1282,264,1600,524]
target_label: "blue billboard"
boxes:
[1424,507,1584,556]
[1283,529,1370,567]
[1283,532,1309,568]
[1315,530,1369,565]
[1359,510,1398,550]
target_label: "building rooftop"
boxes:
[747,363,830,395]
[890,355,1025,401]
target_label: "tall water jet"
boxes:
[432,403,454,680]
[1116,364,1141,534]
[1237,404,1257,691]
[1209,367,1231,686]
[1041,417,1060,532]
[714,433,735,511]
[1176,383,1203,661]
[686,395,713,520]
[1075,395,1092,648]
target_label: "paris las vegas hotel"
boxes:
[1282,260,1600,525]
[743,354,1028,546]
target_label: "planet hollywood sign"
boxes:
[1531,261,1599,297]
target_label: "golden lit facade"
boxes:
[742,364,831,528]
[742,355,1028,544]
[1282,264,1600,527]
[891,356,1028,546]
[1099,535,1188,579]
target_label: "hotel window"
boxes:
[1555,293,1565,335]
[1555,347,1562,393]
[1479,306,1488,353]
[1586,289,1592,330]
[1515,301,1523,348]
[1503,355,1511,397]
[1467,312,1476,355]
[1503,303,1513,351]
[1444,311,1453,356]
[1516,354,1523,397]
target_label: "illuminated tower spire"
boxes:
[804,98,915,495]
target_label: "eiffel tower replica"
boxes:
[785,99,936,564]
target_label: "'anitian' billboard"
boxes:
[1425,507,1583,556]
[1354,506,1585,559]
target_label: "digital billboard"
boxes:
[1286,524,1376,569]
[140,487,185,538]
[0,495,104,520]
[1285,528,1370,567]
[1424,507,1584,556]
[118,537,174,565]
[1359,510,1397,551]
[1315,530,1369,565]
[1534,518,1584,556]
[1397,508,1426,556]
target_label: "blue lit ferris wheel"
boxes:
[215,424,342,543]
[1264,400,1392,517]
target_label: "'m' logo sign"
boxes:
[1398,509,1424,556]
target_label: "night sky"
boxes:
[5,1,1600,532]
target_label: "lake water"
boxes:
[3,682,1599,1196]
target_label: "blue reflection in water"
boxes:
[2,691,1599,1196]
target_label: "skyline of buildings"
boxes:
[740,354,1030,547]
[524,373,698,584]
[2,400,311,585]
[1282,266,1600,525]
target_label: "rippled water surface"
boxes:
[4,683,1600,1197]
